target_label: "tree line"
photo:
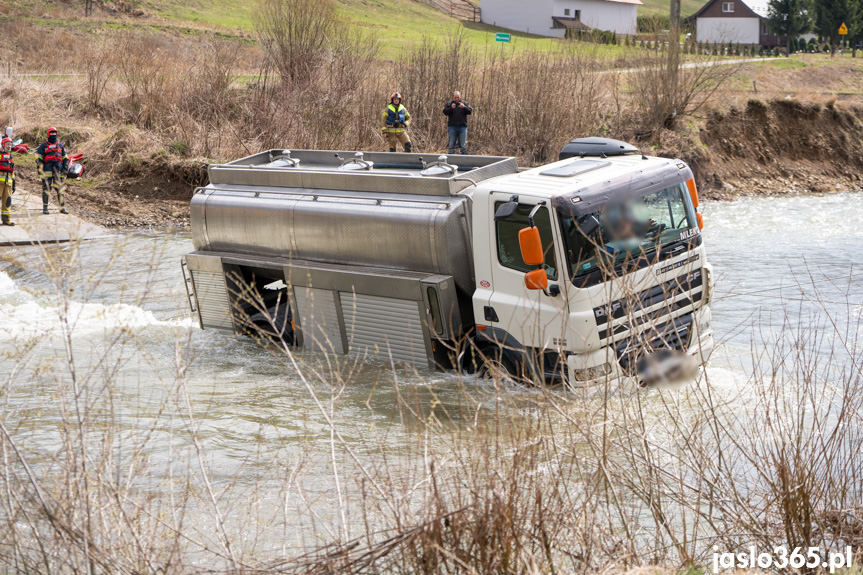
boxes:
[767,0,863,56]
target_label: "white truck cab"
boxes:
[468,146,713,386]
[182,138,714,388]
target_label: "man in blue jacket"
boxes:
[443,91,472,155]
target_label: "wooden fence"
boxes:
[421,0,481,22]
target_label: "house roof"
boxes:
[552,16,591,30]
[740,0,769,16]
[688,0,767,20]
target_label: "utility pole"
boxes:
[667,0,682,126]
[670,0,680,28]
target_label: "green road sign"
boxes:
[495,33,511,43]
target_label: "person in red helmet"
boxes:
[35,127,69,215]
[0,137,17,226]
[381,92,412,153]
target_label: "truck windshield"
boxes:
[559,183,696,279]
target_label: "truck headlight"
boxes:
[572,363,612,382]
[702,266,713,306]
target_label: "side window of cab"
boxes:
[494,202,558,281]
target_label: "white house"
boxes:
[481,0,642,38]
[689,0,781,45]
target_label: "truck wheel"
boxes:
[474,344,524,383]
[247,304,294,346]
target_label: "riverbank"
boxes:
[678,98,863,199]
[4,29,863,230]
[12,95,855,230]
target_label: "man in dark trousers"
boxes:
[443,91,472,155]
[36,127,69,215]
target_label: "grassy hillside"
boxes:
[4,0,566,58]
[148,0,707,34]
[3,0,698,59]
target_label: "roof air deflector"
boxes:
[559,137,640,161]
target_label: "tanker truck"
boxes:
[181,138,714,387]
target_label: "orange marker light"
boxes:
[696,212,704,230]
[686,178,699,209]
[476,324,487,331]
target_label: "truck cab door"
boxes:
[483,194,570,374]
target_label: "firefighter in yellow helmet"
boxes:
[381,92,412,153]
[0,137,16,226]
[36,127,69,215]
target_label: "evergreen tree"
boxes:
[813,0,861,55]
[767,0,813,57]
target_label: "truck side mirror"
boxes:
[525,269,548,291]
[577,214,600,236]
[518,226,544,266]
[494,198,519,221]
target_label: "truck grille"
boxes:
[614,313,693,375]
[594,268,702,341]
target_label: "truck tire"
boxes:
[247,303,294,346]
[472,343,525,383]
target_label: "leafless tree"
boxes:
[254,0,340,87]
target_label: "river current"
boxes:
[1,192,861,559]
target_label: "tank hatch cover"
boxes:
[541,159,611,178]
[559,137,639,161]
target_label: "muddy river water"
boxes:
[1,192,861,563]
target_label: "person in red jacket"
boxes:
[0,137,16,226]
[35,127,69,215]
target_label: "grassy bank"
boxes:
[2,0,863,229]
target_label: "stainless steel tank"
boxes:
[189,150,518,298]
[191,188,475,295]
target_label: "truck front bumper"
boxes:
[566,305,714,390]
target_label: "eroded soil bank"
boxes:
[676,98,863,199]
[18,98,863,229]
